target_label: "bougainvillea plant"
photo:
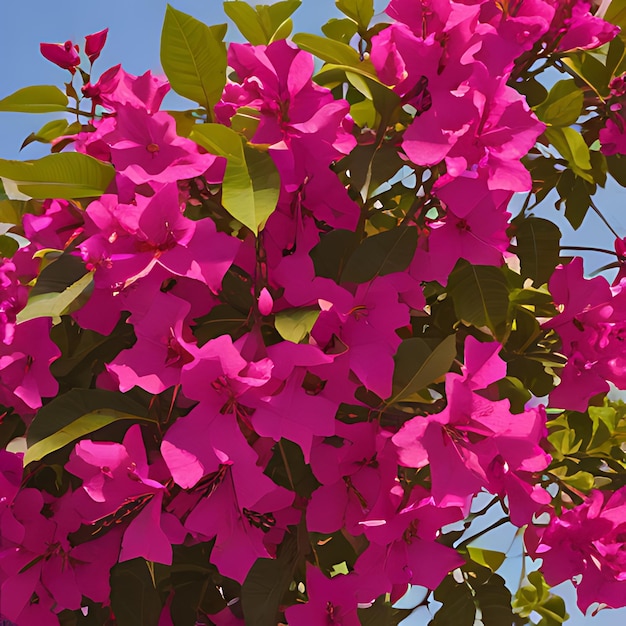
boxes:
[2,0,626,624]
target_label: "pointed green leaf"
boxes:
[161,6,227,115]
[322,18,358,43]
[25,389,153,464]
[448,262,510,337]
[191,123,279,233]
[466,547,505,572]
[224,0,301,45]
[110,559,163,626]
[0,152,115,199]
[0,85,68,113]
[0,234,18,257]
[534,80,583,127]
[336,0,374,31]
[275,308,320,343]
[17,271,93,324]
[515,217,561,286]
[474,574,514,626]
[292,32,376,76]
[544,126,592,181]
[342,227,417,283]
[390,334,456,404]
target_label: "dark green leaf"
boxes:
[474,574,514,626]
[160,6,227,115]
[110,559,163,626]
[515,217,561,286]
[342,227,417,283]
[0,85,68,113]
[390,334,457,404]
[0,152,115,199]
[0,234,18,257]
[358,596,413,625]
[607,153,626,186]
[310,229,356,280]
[26,389,152,464]
[241,531,301,626]
[193,304,249,346]
[431,576,475,626]
[447,262,510,337]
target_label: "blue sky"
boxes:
[1,1,626,624]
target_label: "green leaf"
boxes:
[26,389,152,464]
[431,576,475,626]
[358,596,413,626]
[160,6,227,115]
[0,85,68,113]
[466,547,505,572]
[390,334,456,404]
[342,227,417,283]
[544,126,592,181]
[606,153,626,186]
[292,32,376,76]
[275,308,320,343]
[21,119,81,150]
[24,409,152,465]
[336,0,374,31]
[515,217,561,286]
[191,123,279,233]
[241,531,301,626]
[322,18,358,44]
[110,559,163,626]
[224,0,301,45]
[606,0,626,40]
[474,574,514,626]
[563,52,611,99]
[0,234,18,257]
[17,271,93,324]
[534,80,583,127]
[447,262,510,337]
[0,152,115,199]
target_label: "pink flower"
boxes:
[527,487,626,612]
[40,40,80,72]
[85,28,108,64]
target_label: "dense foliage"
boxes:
[2,0,626,624]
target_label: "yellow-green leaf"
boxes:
[275,308,320,343]
[161,6,227,115]
[0,152,115,199]
[0,85,68,113]
[191,123,279,233]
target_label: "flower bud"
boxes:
[40,40,80,72]
[85,28,108,64]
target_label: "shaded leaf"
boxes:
[0,85,68,113]
[358,596,413,625]
[17,271,93,324]
[474,574,514,626]
[0,152,115,199]
[390,334,456,404]
[447,262,510,337]
[342,227,417,283]
[27,389,148,454]
[110,559,163,626]
[160,6,227,115]
[431,576,475,626]
[515,217,561,286]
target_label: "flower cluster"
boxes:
[0,0,625,623]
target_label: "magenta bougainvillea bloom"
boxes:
[544,258,626,411]
[84,28,108,64]
[526,487,626,611]
[39,40,80,71]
